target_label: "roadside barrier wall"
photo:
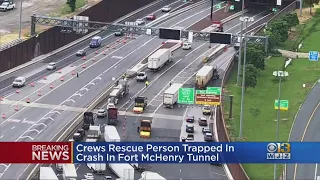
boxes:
[0,0,157,73]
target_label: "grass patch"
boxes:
[223,57,320,179]
[278,13,320,52]
[51,0,87,17]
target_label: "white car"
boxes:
[84,173,94,179]
[12,77,26,87]
[161,5,171,12]
[0,2,15,11]
[135,19,145,25]
[136,72,147,81]
[97,109,107,117]
[46,62,56,70]
[106,103,116,109]
[182,42,192,50]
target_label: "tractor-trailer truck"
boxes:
[62,164,77,180]
[87,163,106,174]
[148,48,171,71]
[163,83,183,108]
[104,125,121,142]
[139,171,166,180]
[40,167,58,180]
[196,65,214,89]
[109,163,135,180]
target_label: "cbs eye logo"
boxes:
[267,143,291,153]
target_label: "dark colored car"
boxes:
[198,117,208,126]
[114,31,123,36]
[146,14,156,20]
[204,132,213,142]
[77,128,85,137]
[186,124,194,133]
[76,49,86,56]
[210,163,222,166]
[186,115,195,123]
[202,127,211,134]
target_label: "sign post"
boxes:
[195,87,222,105]
[274,100,289,111]
[178,88,195,104]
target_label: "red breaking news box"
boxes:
[0,142,72,163]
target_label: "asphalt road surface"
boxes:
[286,81,320,180]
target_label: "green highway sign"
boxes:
[216,4,221,8]
[196,90,207,94]
[274,100,289,111]
[178,88,195,104]
[206,87,221,95]
[229,5,234,10]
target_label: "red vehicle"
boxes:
[146,14,156,20]
[212,21,223,32]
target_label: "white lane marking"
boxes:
[0,37,137,127]
[50,110,61,114]
[0,135,3,138]
[80,87,89,91]
[111,56,123,59]
[170,6,212,27]
[65,99,75,103]
[186,43,206,56]
[315,164,318,180]
[227,12,270,33]
[11,126,15,129]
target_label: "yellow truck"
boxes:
[140,120,152,138]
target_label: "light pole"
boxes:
[238,16,254,138]
[18,0,23,39]
[273,59,290,180]
[236,0,245,85]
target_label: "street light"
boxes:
[238,16,254,138]
[236,0,246,85]
[273,58,290,180]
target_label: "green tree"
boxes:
[265,20,289,45]
[67,0,76,12]
[283,13,299,29]
[244,64,258,91]
[304,0,320,14]
[244,46,266,70]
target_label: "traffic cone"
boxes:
[26,98,30,103]
[72,71,76,75]
[123,40,126,43]
[58,69,62,73]
[14,105,19,111]
[92,57,96,61]
[103,51,106,55]
[82,56,86,60]
[95,51,98,54]
[50,84,54,89]
[30,82,35,87]
[38,91,42,96]
[15,90,19,93]
[60,76,64,81]
[2,113,5,119]
[82,64,86,68]
[43,76,47,80]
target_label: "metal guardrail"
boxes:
[0,39,22,51]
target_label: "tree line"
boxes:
[241,13,299,91]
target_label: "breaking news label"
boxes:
[2,142,320,163]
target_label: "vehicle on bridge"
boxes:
[202,105,211,115]
[46,62,57,70]
[148,48,172,71]
[82,112,94,130]
[0,1,15,11]
[161,5,171,12]
[146,13,156,20]
[12,76,26,87]
[163,83,183,108]
[140,120,152,138]
[136,71,148,82]
[104,125,120,142]
[212,21,223,32]
[87,125,101,142]
[89,36,102,48]
[108,78,129,105]
[107,107,118,125]
[76,49,86,56]
[195,65,219,89]
[133,96,148,113]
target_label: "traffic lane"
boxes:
[294,106,320,180]
[0,107,51,141]
[116,45,194,110]
[1,163,29,180]
[123,42,208,113]
[34,36,153,106]
[72,39,163,108]
[222,11,258,32]
[0,35,127,97]
[157,0,211,28]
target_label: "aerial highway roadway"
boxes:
[286,81,320,180]
[0,0,224,179]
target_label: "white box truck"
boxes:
[104,125,121,142]
[196,65,216,89]
[148,48,171,71]
[139,171,166,180]
[87,125,101,141]
[109,163,135,180]
[163,83,183,108]
[62,164,77,180]
[87,163,106,174]
[40,167,58,180]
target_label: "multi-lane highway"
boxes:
[286,81,320,180]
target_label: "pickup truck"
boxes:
[0,2,15,11]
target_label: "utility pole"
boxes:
[239,16,254,138]
[300,0,303,16]
[18,0,23,39]
[236,0,245,85]
[210,0,213,20]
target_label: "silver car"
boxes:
[135,19,145,25]
[97,109,107,117]
[46,62,56,70]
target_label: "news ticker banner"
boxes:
[2,142,320,164]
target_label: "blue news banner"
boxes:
[72,142,320,164]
